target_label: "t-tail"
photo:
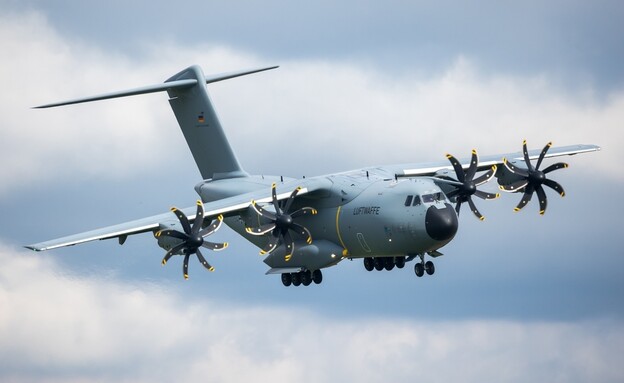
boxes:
[34,65,278,180]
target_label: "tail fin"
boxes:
[35,65,278,180]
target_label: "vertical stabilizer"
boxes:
[166,66,246,180]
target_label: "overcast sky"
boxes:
[0,1,623,382]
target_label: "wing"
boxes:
[396,144,600,177]
[25,178,326,252]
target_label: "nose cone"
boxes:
[425,203,458,242]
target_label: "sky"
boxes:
[0,1,623,382]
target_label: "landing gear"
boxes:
[282,269,323,287]
[425,260,435,275]
[281,273,292,286]
[364,256,406,272]
[414,262,424,277]
[414,254,435,277]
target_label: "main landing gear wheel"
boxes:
[364,258,375,271]
[384,257,395,271]
[374,257,384,271]
[281,273,292,286]
[395,257,406,269]
[301,270,312,286]
[282,270,323,287]
[312,270,323,284]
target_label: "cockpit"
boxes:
[404,192,447,207]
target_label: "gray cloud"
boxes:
[1,244,623,383]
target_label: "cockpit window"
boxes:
[412,195,421,206]
[422,192,445,204]
[404,195,413,206]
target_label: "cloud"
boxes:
[0,243,622,383]
[1,10,618,198]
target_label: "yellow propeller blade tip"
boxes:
[184,274,189,280]
[196,200,203,206]
[479,216,485,221]
[514,207,521,212]
[218,214,224,220]
[285,255,292,262]
[170,207,178,212]
[209,267,215,272]
[539,210,545,215]
[223,242,229,249]
[161,260,167,265]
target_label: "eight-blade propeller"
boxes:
[445,149,499,220]
[500,140,568,215]
[246,183,317,261]
[156,200,228,279]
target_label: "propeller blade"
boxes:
[202,241,228,251]
[170,207,192,235]
[467,197,484,220]
[474,190,500,200]
[199,215,224,237]
[446,190,460,199]
[542,162,568,174]
[271,183,281,215]
[192,200,205,235]
[250,201,277,221]
[290,222,313,244]
[183,253,191,280]
[246,223,276,236]
[455,202,461,215]
[291,207,318,219]
[445,154,466,182]
[522,140,535,172]
[473,165,497,186]
[499,179,528,192]
[161,242,186,265]
[283,186,302,213]
[503,158,529,178]
[514,187,534,212]
[259,234,280,255]
[543,179,566,197]
[195,249,215,272]
[465,149,479,181]
[536,141,552,170]
[283,230,295,261]
[536,185,548,215]
[156,229,188,241]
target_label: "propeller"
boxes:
[445,149,499,220]
[246,183,317,261]
[156,200,228,279]
[500,140,568,215]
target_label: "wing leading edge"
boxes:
[25,181,315,252]
[397,144,600,177]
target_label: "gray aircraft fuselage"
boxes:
[195,167,458,272]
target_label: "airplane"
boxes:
[26,65,600,287]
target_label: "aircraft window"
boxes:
[404,195,413,206]
[422,194,434,203]
[412,195,421,206]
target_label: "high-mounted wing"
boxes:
[395,142,600,215]
[397,143,600,177]
[25,180,318,252]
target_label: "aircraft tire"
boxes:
[363,258,375,271]
[384,257,395,271]
[292,272,302,286]
[425,261,435,275]
[312,270,323,284]
[281,273,292,286]
[414,263,424,277]
[395,257,405,268]
[301,270,312,286]
[374,257,384,271]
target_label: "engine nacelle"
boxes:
[154,221,185,252]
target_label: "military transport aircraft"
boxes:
[26,65,600,287]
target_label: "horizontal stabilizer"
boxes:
[33,66,279,109]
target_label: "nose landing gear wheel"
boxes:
[425,261,435,275]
